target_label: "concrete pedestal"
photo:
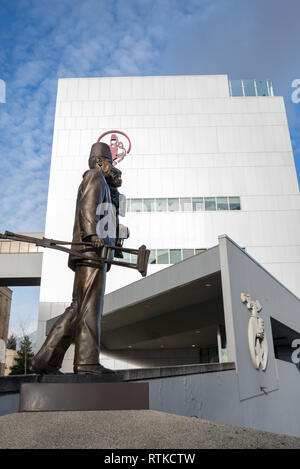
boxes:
[19,379,149,412]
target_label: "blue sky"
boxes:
[0,0,300,337]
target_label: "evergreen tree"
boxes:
[6,334,17,350]
[9,335,34,375]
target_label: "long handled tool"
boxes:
[0,231,150,277]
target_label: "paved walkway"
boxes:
[0,410,299,449]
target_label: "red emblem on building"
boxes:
[97,130,131,166]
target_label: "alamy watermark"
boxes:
[0,79,5,103]
[291,339,300,364]
[291,79,300,104]
[96,202,117,239]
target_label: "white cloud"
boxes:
[1,0,300,235]
[1,0,214,232]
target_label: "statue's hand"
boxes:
[89,235,104,250]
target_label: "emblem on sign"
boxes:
[241,293,268,371]
[98,130,131,166]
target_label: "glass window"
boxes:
[256,79,268,96]
[204,197,216,211]
[149,250,156,264]
[170,249,182,264]
[126,199,131,212]
[143,198,155,212]
[168,198,179,212]
[182,249,194,259]
[130,199,143,212]
[199,347,209,363]
[156,198,167,212]
[208,346,219,363]
[192,197,204,211]
[267,79,274,96]
[242,79,256,97]
[229,197,241,210]
[157,249,169,264]
[180,197,192,211]
[230,80,243,96]
[121,252,131,263]
[216,197,229,211]
[131,253,138,264]
[195,249,206,254]
[119,194,127,216]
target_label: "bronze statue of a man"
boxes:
[31,142,121,375]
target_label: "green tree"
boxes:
[9,335,34,375]
[6,334,17,350]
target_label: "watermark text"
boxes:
[291,79,300,103]
[291,339,300,364]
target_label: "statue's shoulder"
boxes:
[82,168,105,183]
[83,168,98,178]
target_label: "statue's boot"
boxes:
[30,301,78,374]
[73,364,116,375]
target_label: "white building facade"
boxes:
[36,74,300,367]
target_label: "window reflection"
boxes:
[130,199,143,212]
[156,198,167,212]
[149,250,157,264]
[121,252,131,263]
[204,197,216,211]
[143,198,155,212]
[229,78,274,97]
[216,197,229,210]
[170,249,182,264]
[256,80,268,97]
[229,197,241,210]
[192,197,204,211]
[168,198,179,212]
[243,79,256,96]
[126,248,209,265]
[157,249,169,264]
[126,196,240,212]
[180,198,192,211]
[230,80,243,96]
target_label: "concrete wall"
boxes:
[219,235,300,401]
[1,359,299,437]
[148,359,300,437]
[0,393,19,417]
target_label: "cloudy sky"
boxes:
[1,0,300,337]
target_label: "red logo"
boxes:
[97,130,131,166]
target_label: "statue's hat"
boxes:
[89,142,112,169]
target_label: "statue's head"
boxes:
[89,142,112,177]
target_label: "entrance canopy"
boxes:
[100,245,224,366]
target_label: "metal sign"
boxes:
[241,293,268,371]
[97,130,131,166]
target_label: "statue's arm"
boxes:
[78,169,103,241]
